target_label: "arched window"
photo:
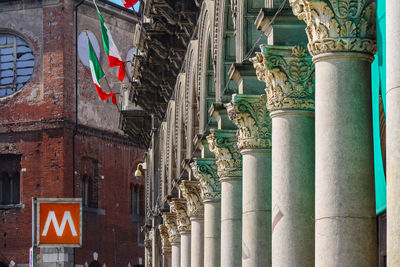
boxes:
[81,174,98,208]
[0,33,34,98]
[0,154,20,205]
[130,185,141,221]
[80,157,99,208]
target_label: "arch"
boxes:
[184,40,199,158]
[214,0,238,102]
[166,100,176,195]
[197,1,216,133]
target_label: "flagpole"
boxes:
[84,30,121,112]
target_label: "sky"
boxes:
[107,0,140,12]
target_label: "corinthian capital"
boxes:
[226,94,271,149]
[255,45,315,112]
[169,198,191,233]
[289,0,376,56]
[180,180,204,217]
[159,224,172,254]
[207,129,242,178]
[190,158,221,201]
[161,212,180,243]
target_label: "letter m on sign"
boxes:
[37,200,82,247]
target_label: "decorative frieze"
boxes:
[226,94,272,149]
[207,129,242,178]
[180,180,204,217]
[169,198,191,233]
[190,158,221,201]
[251,45,315,112]
[162,212,181,244]
[159,224,172,255]
[289,0,377,56]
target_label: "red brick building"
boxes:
[0,0,145,266]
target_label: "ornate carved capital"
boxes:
[250,53,267,83]
[207,129,242,178]
[180,180,204,217]
[169,198,191,233]
[144,228,153,249]
[254,45,315,112]
[158,224,172,255]
[226,94,272,149]
[161,212,180,244]
[190,158,221,201]
[289,0,377,56]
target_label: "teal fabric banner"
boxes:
[372,0,386,215]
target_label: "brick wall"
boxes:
[0,0,144,265]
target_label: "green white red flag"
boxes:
[95,3,126,81]
[120,0,139,9]
[88,36,117,105]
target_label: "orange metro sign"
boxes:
[36,199,82,247]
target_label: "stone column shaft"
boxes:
[190,218,204,267]
[162,213,180,267]
[290,1,378,265]
[180,180,204,267]
[226,94,272,267]
[387,0,400,265]
[204,200,221,267]
[159,224,172,267]
[171,243,181,267]
[207,130,242,267]
[253,45,315,266]
[169,199,191,267]
[180,232,191,267]
[191,158,221,267]
[315,53,377,265]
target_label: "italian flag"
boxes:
[88,37,117,105]
[96,5,126,81]
[120,0,139,8]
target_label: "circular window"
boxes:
[0,33,34,98]
[78,31,101,68]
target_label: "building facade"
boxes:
[0,0,145,266]
[121,0,391,266]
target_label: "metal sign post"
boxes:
[31,198,37,267]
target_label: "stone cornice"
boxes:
[159,224,172,254]
[207,129,242,178]
[180,180,204,217]
[190,158,221,201]
[289,0,377,56]
[256,45,315,112]
[226,94,272,149]
[169,198,191,233]
[161,212,180,244]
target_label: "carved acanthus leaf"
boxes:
[190,158,221,201]
[253,45,315,111]
[289,0,377,56]
[180,180,204,217]
[169,198,191,233]
[226,94,271,150]
[207,129,242,178]
[158,224,172,254]
[249,53,267,82]
[161,212,180,243]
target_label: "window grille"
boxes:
[0,34,34,98]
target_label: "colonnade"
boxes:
[154,0,386,266]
